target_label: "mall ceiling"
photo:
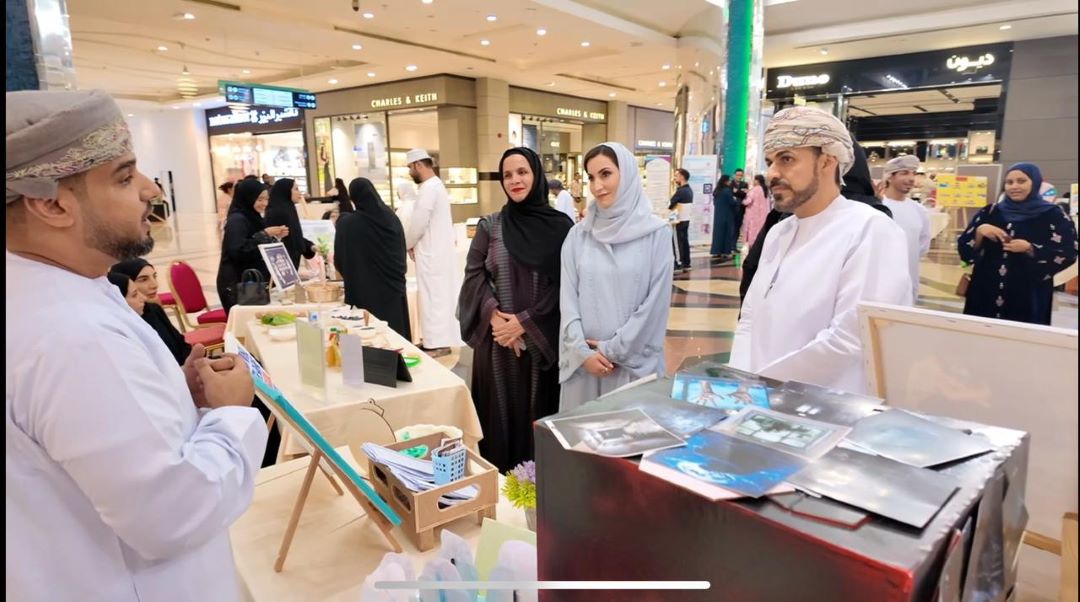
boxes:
[67,0,1078,108]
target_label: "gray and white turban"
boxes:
[763,106,854,183]
[883,154,920,177]
[6,89,133,204]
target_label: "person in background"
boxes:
[730,106,911,394]
[6,88,265,600]
[107,270,190,365]
[550,178,577,222]
[334,178,412,340]
[404,148,462,356]
[217,179,286,314]
[710,174,738,261]
[570,172,583,201]
[882,155,931,301]
[332,177,354,213]
[260,173,275,187]
[669,168,693,272]
[459,147,572,471]
[741,174,770,252]
[216,181,234,231]
[559,142,673,411]
[111,257,166,304]
[264,178,316,269]
[958,162,1077,325]
[732,168,750,239]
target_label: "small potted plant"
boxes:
[502,461,537,531]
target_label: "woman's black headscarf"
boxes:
[334,178,355,212]
[227,178,268,231]
[343,178,408,294]
[107,272,131,296]
[111,257,150,281]
[498,147,573,280]
[264,178,307,266]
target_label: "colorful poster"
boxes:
[936,174,988,208]
[681,154,718,246]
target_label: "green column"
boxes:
[722,0,754,174]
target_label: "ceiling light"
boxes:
[127,113,135,117]
[405,64,418,72]
[367,71,376,77]
[820,47,829,55]
[352,43,363,50]
[608,92,616,97]
[536,28,547,36]
[422,0,433,3]
[581,41,590,47]
[156,45,168,52]
[181,65,191,75]
[362,11,374,19]
[328,78,339,84]
[173,12,195,20]
[480,39,490,46]
[171,106,180,110]
[999,24,1012,30]
[661,64,671,70]
[659,81,667,87]
[486,14,497,22]
[241,69,251,74]
[194,102,202,107]
[545,81,556,87]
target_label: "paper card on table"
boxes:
[295,319,326,389]
[787,447,959,529]
[475,518,537,582]
[711,406,851,459]
[846,409,995,468]
[544,408,685,458]
[640,430,805,499]
[339,333,366,387]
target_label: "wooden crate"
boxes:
[367,432,498,551]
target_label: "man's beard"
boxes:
[410,172,422,185]
[771,171,819,213]
[84,211,155,260]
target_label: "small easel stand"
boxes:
[274,449,402,572]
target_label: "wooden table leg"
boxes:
[274,452,322,572]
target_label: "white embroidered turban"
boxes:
[883,154,921,177]
[6,89,133,204]
[763,106,854,182]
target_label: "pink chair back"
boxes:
[169,262,209,313]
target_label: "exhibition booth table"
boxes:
[225,304,481,460]
[231,447,529,601]
[534,376,1029,602]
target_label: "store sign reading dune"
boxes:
[556,107,606,121]
[370,92,439,109]
[207,107,300,128]
[946,53,994,73]
[776,74,831,89]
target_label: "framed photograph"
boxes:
[712,406,850,459]
[258,242,301,291]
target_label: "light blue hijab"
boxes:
[580,142,668,244]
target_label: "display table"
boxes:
[534,377,1029,602]
[231,447,528,601]
[225,305,481,459]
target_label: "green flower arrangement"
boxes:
[501,461,536,510]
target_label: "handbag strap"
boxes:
[241,269,264,284]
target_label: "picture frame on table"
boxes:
[258,242,301,291]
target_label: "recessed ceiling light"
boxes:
[581,41,591,47]
[659,81,667,87]
[352,43,363,50]
[536,28,547,36]
[486,14,497,22]
[480,39,490,46]
[999,24,1012,30]
[172,12,195,20]
[661,64,671,70]
[127,113,135,117]
[367,72,376,77]
[608,92,616,97]
[820,47,829,55]
[156,45,168,52]
[546,81,556,87]
[328,78,339,84]
[422,0,433,3]
[695,61,700,67]
[171,106,180,110]
[194,102,201,107]
[241,69,251,74]
[362,11,374,19]
[405,64,418,72]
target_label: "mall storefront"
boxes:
[205,105,309,194]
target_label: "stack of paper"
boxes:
[361,443,477,505]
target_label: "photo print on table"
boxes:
[845,409,995,468]
[712,406,850,459]
[671,375,771,416]
[766,382,885,427]
[545,408,685,458]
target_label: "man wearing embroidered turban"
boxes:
[7,89,266,600]
[729,106,913,394]
[882,155,932,301]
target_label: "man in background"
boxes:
[669,168,693,272]
[550,179,577,222]
[404,148,462,356]
[881,155,931,302]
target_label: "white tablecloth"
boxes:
[225,304,481,459]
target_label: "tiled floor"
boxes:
[151,213,1071,599]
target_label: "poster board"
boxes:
[681,154,718,246]
[935,174,988,208]
[857,301,1077,539]
[258,242,300,290]
[644,156,673,217]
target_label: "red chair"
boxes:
[166,261,227,332]
[183,323,226,355]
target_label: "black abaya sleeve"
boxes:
[458,218,498,348]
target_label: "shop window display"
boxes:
[210,131,308,194]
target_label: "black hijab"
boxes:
[342,177,408,293]
[498,147,573,280]
[842,141,893,219]
[264,178,307,266]
[108,266,191,364]
[227,179,268,231]
[334,178,355,212]
[107,272,131,296]
[111,257,150,281]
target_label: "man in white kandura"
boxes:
[404,148,462,356]
[730,106,911,394]
[881,155,931,301]
[6,89,267,600]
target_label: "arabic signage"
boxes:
[205,106,304,134]
[220,81,316,110]
[765,43,1012,99]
